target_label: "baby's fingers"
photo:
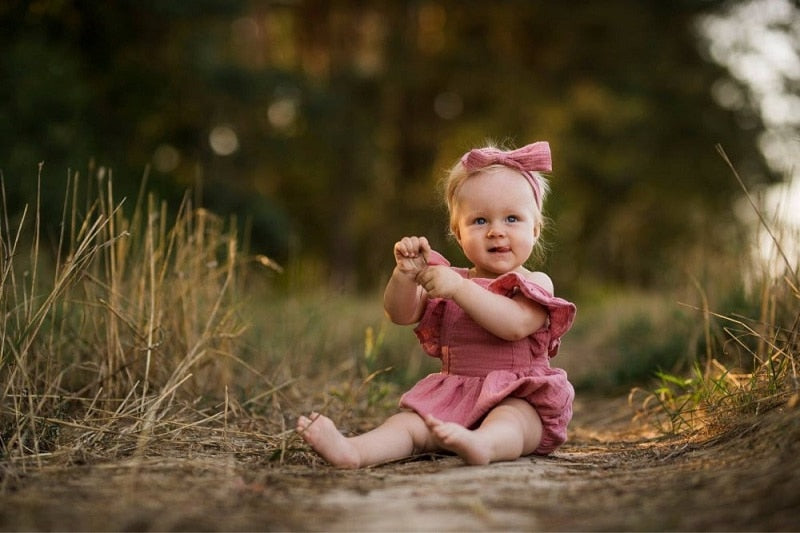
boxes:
[419,237,433,263]
[395,236,426,258]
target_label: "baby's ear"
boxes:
[533,222,542,240]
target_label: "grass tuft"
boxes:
[631,148,799,435]
[0,166,420,478]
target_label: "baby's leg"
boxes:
[425,398,543,465]
[297,411,434,469]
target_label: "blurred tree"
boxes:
[0,0,774,291]
[0,0,290,253]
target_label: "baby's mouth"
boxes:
[489,246,511,254]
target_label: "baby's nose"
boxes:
[487,225,505,237]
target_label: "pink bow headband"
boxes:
[460,141,551,210]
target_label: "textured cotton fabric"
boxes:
[399,267,576,455]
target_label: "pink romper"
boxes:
[399,262,577,455]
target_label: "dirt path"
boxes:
[2,394,798,531]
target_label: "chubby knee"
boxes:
[495,398,544,453]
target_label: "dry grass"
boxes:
[630,148,800,435]
[0,167,409,482]
[2,161,799,532]
[2,152,797,492]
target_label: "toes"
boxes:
[296,414,317,433]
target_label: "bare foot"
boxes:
[425,414,491,465]
[296,413,361,469]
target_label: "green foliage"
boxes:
[0,1,776,290]
[640,347,793,435]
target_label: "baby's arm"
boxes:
[417,267,549,341]
[383,236,430,325]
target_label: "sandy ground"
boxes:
[1,394,799,532]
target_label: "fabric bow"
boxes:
[459,141,551,209]
[460,142,552,174]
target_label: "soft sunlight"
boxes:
[698,0,800,171]
[698,0,800,274]
[209,124,240,156]
[758,175,800,275]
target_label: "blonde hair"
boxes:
[442,160,550,235]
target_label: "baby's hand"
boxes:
[416,265,464,299]
[393,236,432,278]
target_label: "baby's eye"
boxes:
[474,217,487,225]
[506,215,519,223]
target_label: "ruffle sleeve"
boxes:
[414,298,447,358]
[487,272,576,357]
[412,250,452,358]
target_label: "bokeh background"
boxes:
[2,0,798,295]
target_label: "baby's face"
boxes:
[452,168,540,278]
